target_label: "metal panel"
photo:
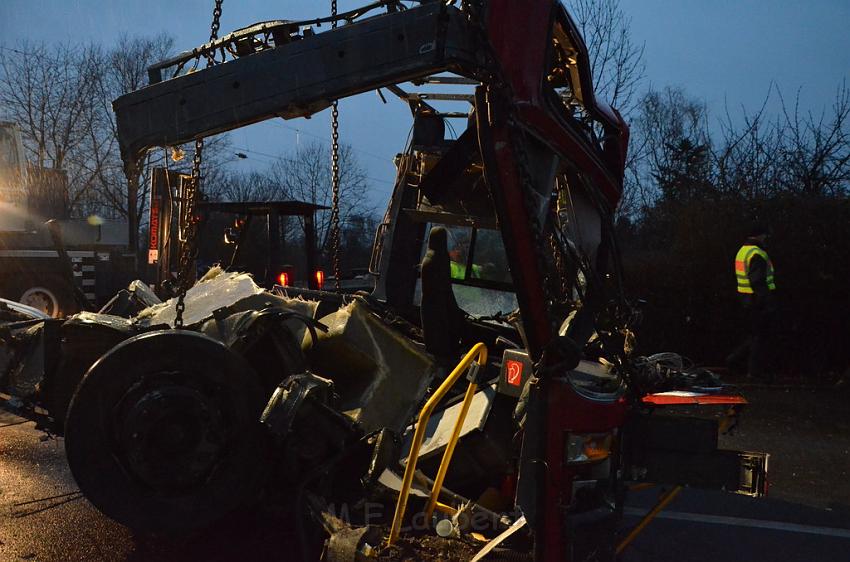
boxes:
[400,384,497,462]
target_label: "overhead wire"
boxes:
[272,121,394,164]
[0,45,67,65]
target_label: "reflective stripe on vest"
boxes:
[735,244,776,294]
[450,261,464,280]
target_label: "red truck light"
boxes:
[278,272,289,286]
[315,270,325,290]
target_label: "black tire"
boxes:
[45,323,131,434]
[65,330,270,535]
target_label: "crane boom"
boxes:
[113,4,477,168]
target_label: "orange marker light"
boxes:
[315,270,325,290]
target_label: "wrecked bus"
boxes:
[0,2,767,560]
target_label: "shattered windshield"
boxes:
[453,285,518,319]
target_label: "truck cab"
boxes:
[0,122,133,317]
[0,121,28,232]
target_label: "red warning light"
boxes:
[315,270,325,290]
[278,271,289,287]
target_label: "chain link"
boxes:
[329,0,342,290]
[209,0,223,41]
[174,0,224,328]
[174,141,204,328]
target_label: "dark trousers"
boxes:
[727,304,773,380]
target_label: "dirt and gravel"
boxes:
[376,534,481,562]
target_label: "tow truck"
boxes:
[1,2,767,560]
[145,165,329,292]
[0,122,134,317]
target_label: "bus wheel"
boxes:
[65,330,271,535]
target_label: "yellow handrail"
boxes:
[424,377,479,522]
[386,342,488,546]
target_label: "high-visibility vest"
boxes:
[735,245,776,294]
[450,261,482,280]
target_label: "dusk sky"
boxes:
[2,0,848,202]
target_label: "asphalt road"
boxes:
[621,486,850,562]
[3,407,850,562]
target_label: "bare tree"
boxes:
[775,81,850,196]
[632,86,712,204]
[564,0,645,217]
[96,34,176,250]
[208,169,284,202]
[707,82,849,200]
[631,81,850,205]
[268,141,374,254]
[0,42,107,214]
[713,89,785,200]
[566,0,646,117]
[340,212,379,271]
[0,35,234,253]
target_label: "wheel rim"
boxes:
[64,330,271,535]
[20,286,59,317]
[114,373,228,493]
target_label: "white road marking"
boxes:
[624,508,850,539]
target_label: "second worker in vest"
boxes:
[727,223,777,382]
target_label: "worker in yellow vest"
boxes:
[450,260,482,280]
[448,233,482,280]
[727,223,776,381]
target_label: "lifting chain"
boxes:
[209,0,223,42]
[329,0,343,291]
[174,0,224,328]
